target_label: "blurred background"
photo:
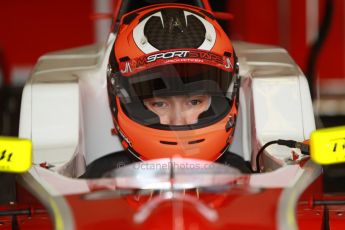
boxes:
[0,0,344,137]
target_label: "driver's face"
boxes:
[143,95,211,125]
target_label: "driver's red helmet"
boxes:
[107,4,240,161]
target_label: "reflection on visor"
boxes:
[117,63,233,129]
[121,95,231,130]
[118,63,233,100]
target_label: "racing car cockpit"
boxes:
[10,1,325,229]
[18,1,316,176]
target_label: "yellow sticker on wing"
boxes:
[0,137,32,173]
[310,126,345,165]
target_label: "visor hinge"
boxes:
[225,115,235,132]
[115,123,132,147]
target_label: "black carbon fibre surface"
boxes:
[144,9,206,49]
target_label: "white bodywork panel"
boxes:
[19,34,123,176]
[19,36,315,176]
[229,42,315,170]
[31,82,79,163]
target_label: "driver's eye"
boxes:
[152,101,167,108]
[190,99,201,106]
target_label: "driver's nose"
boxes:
[168,105,198,125]
[169,111,188,125]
